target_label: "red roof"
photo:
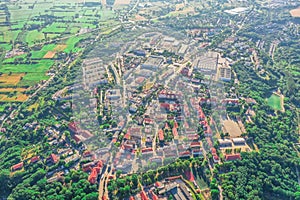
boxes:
[210,148,217,155]
[11,162,23,171]
[213,155,219,161]
[225,154,241,161]
[112,138,117,143]
[160,103,170,109]
[155,181,162,187]
[68,122,79,133]
[172,128,178,137]
[72,134,81,143]
[129,196,135,200]
[30,156,40,163]
[140,190,149,200]
[97,160,103,168]
[190,142,201,147]
[88,168,98,184]
[141,147,153,153]
[124,133,130,140]
[150,190,159,200]
[158,129,164,141]
[48,153,59,164]
[174,120,179,129]
[144,118,153,124]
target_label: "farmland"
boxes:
[0,0,120,103]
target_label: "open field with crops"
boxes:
[0,0,117,103]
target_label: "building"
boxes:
[225,154,242,161]
[11,162,23,171]
[217,57,232,81]
[141,56,164,71]
[30,156,40,163]
[195,51,219,76]
[82,58,107,89]
[218,139,233,148]
[232,138,246,146]
[47,154,59,164]
[158,129,164,142]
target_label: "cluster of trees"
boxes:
[108,158,206,199]
[8,170,98,200]
[218,24,300,200]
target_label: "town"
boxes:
[0,0,299,200]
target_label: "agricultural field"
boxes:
[0,0,118,104]
[0,73,25,86]
[0,94,28,102]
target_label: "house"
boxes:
[141,147,153,154]
[192,149,203,157]
[68,122,79,133]
[158,129,164,141]
[11,162,23,171]
[179,151,191,159]
[172,128,178,138]
[47,154,59,164]
[150,190,159,200]
[218,139,233,148]
[143,118,153,125]
[225,154,241,161]
[140,190,149,200]
[88,168,98,184]
[213,155,219,163]
[190,141,201,148]
[210,148,217,155]
[30,156,40,163]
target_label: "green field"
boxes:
[267,94,281,110]
[3,54,28,63]
[0,60,54,73]
[64,36,84,53]
[25,30,45,46]
[18,73,50,86]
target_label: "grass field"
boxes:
[18,73,49,86]
[64,36,84,53]
[268,94,282,110]
[42,22,67,33]
[26,30,45,46]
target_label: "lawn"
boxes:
[268,94,281,110]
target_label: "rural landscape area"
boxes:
[0,0,299,200]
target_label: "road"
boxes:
[98,154,114,200]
